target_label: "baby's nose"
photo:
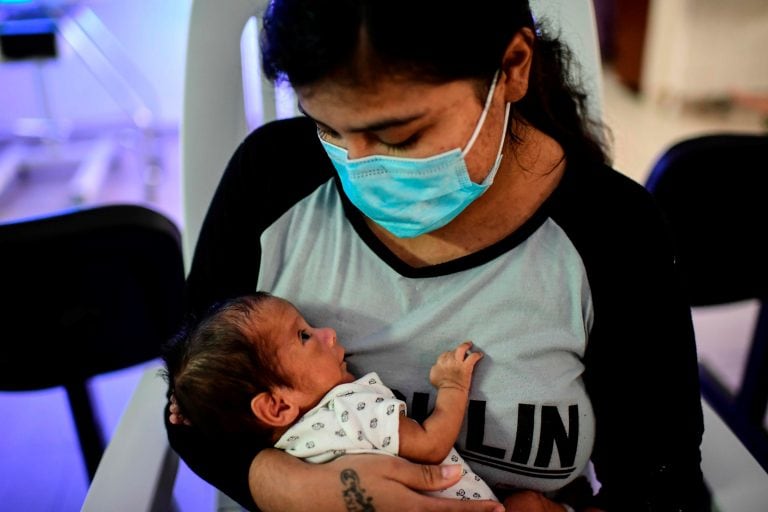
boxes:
[319,327,337,346]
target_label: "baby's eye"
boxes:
[298,330,311,343]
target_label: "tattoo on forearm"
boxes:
[340,469,376,512]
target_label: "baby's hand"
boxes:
[429,341,483,392]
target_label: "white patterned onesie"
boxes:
[275,372,498,501]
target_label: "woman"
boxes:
[165,1,709,510]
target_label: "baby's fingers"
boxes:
[455,341,484,367]
[464,350,484,367]
[453,340,474,360]
[169,395,191,426]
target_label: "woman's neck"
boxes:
[367,126,566,267]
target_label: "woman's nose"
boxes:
[345,137,374,160]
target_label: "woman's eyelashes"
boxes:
[316,126,338,141]
[385,134,420,152]
[317,126,421,154]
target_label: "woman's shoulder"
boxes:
[572,160,655,207]
[550,159,673,256]
[555,160,665,227]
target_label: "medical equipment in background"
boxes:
[0,0,162,204]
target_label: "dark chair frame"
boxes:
[645,132,768,472]
[0,204,185,480]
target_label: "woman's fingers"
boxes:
[503,490,570,511]
[383,459,463,491]
[385,460,504,511]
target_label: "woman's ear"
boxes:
[250,389,301,427]
[500,27,535,103]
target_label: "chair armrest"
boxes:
[701,398,768,511]
[81,363,178,512]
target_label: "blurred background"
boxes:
[0,0,766,510]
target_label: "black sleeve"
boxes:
[165,116,333,511]
[552,164,709,511]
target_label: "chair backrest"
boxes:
[645,133,768,306]
[645,132,768,475]
[0,204,185,389]
[179,0,605,267]
[0,203,185,481]
[180,0,268,266]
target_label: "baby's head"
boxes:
[168,292,355,439]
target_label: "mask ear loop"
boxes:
[462,70,501,157]
[478,101,511,186]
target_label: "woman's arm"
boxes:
[398,342,482,464]
[555,166,709,509]
[250,448,505,512]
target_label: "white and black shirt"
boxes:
[169,117,707,511]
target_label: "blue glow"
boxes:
[0,0,36,4]
[0,17,56,35]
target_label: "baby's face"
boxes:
[264,298,356,409]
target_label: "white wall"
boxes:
[642,0,768,102]
[0,0,192,133]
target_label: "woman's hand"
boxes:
[502,491,571,512]
[250,449,505,512]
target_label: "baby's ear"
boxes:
[250,389,300,427]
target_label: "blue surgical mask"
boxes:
[319,72,511,238]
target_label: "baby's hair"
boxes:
[165,292,290,437]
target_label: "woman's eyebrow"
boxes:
[347,114,424,133]
[298,102,425,133]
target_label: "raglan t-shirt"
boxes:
[259,176,596,493]
[170,117,708,511]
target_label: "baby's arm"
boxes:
[398,341,482,464]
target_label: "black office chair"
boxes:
[645,132,768,472]
[0,204,185,481]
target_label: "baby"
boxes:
[165,292,498,502]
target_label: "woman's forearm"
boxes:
[249,449,313,512]
[248,449,505,512]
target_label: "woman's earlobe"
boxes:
[250,390,300,427]
[501,27,535,103]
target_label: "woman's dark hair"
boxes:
[162,292,289,438]
[260,0,610,165]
